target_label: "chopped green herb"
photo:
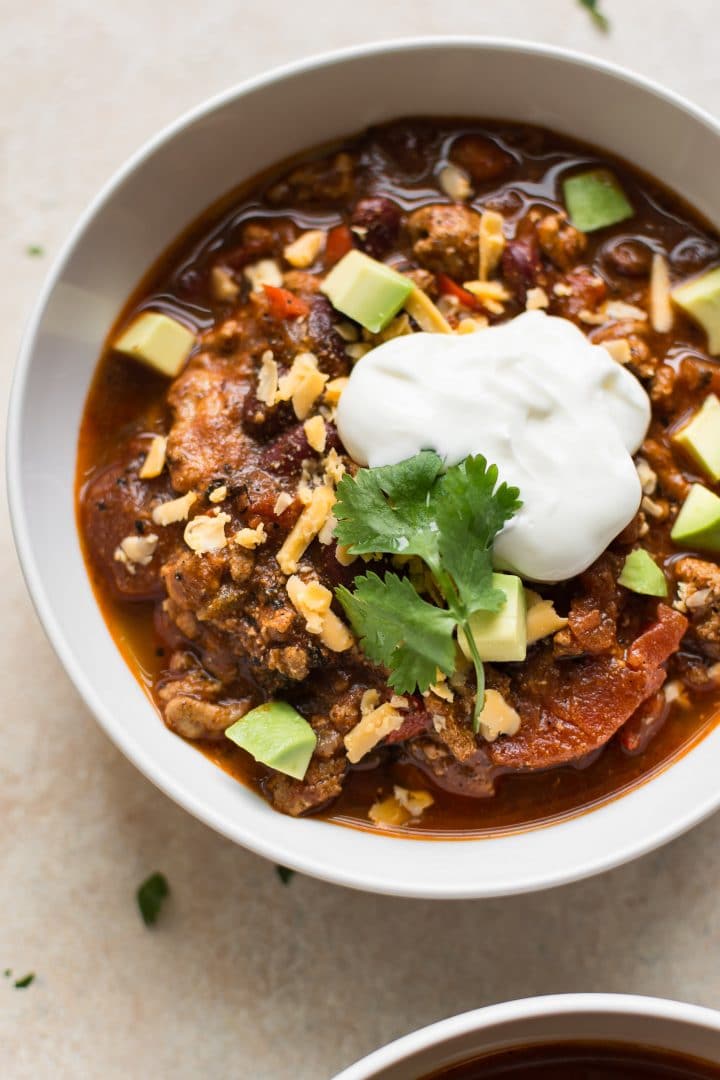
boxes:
[3,969,11,977]
[276,865,295,885]
[26,244,44,257]
[137,872,169,926]
[337,571,457,694]
[578,0,609,30]
[14,973,34,989]
[334,452,521,730]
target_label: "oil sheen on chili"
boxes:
[76,118,720,837]
[422,1042,720,1079]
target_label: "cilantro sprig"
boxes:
[334,452,521,731]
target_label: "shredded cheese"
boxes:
[303,415,327,454]
[208,485,228,504]
[152,491,197,526]
[477,689,521,743]
[244,258,283,292]
[463,279,510,315]
[438,163,472,202]
[184,512,231,554]
[257,350,279,406]
[234,523,266,549]
[210,266,239,301]
[404,287,452,333]
[650,253,673,333]
[113,533,159,573]
[283,229,326,269]
[324,377,349,406]
[276,485,335,574]
[276,352,328,420]
[525,286,549,311]
[273,492,293,516]
[344,702,405,764]
[478,209,506,280]
[286,574,353,651]
[139,435,167,480]
[525,589,568,645]
[603,338,632,365]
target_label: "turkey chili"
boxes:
[77,119,720,835]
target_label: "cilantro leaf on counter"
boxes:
[578,0,609,30]
[26,244,44,257]
[276,866,295,885]
[337,572,456,694]
[435,457,521,615]
[14,974,35,989]
[137,872,169,926]
[333,450,444,564]
[334,453,521,729]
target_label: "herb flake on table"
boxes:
[334,451,521,730]
[578,0,610,30]
[137,872,169,926]
[275,865,295,885]
[26,244,45,257]
[14,973,35,989]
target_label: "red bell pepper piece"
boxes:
[263,284,309,320]
[437,272,480,310]
[325,224,353,266]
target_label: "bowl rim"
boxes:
[331,994,720,1078]
[9,35,720,899]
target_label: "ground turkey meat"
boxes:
[406,204,481,281]
[673,558,720,658]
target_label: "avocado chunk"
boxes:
[672,267,720,355]
[671,483,720,553]
[618,549,668,597]
[563,169,634,232]
[114,311,195,377]
[672,394,720,481]
[225,702,317,780]
[458,573,527,663]
[321,250,413,334]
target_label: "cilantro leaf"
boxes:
[14,973,35,989]
[276,865,295,885]
[578,0,609,30]
[435,455,521,615]
[336,571,456,693]
[137,872,169,926]
[334,451,443,564]
[26,244,44,257]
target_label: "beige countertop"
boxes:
[3,2,720,1076]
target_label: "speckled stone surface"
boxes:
[3,3,720,1077]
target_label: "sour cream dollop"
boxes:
[336,311,651,582]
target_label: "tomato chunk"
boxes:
[325,224,353,266]
[263,284,309,319]
[437,272,480,309]
[627,605,688,671]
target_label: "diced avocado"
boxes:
[618,549,667,597]
[672,268,720,355]
[671,483,720,553]
[672,394,720,481]
[225,702,317,780]
[458,573,527,663]
[320,250,413,334]
[113,312,195,377]
[563,169,634,232]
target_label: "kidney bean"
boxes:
[350,196,402,259]
[450,134,514,184]
[603,238,652,278]
[501,236,542,303]
[259,424,312,477]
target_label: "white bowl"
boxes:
[9,38,720,898]
[333,995,720,1078]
